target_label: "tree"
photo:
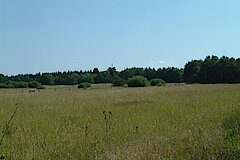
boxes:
[183,60,202,83]
[0,74,8,83]
[64,73,79,85]
[78,74,95,83]
[156,67,183,83]
[40,73,55,85]
[94,72,112,83]
[144,67,156,80]
[199,56,219,83]
[93,68,99,74]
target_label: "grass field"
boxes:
[0,84,240,159]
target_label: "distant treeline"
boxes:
[184,55,240,83]
[0,55,239,87]
[0,67,183,86]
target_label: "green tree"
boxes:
[78,74,95,83]
[40,73,55,85]
[0,74,8,83]
[64,73,79,85]
[183,60,202,83]
[199,56,219,83]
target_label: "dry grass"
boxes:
[0,84,240,159]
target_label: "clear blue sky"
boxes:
[1,0,240,75]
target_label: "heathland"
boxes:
[0,83,240,159]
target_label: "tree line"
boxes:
[0,55,239,88]
[184,55,240,83]
[0,67,182,87]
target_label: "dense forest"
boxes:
[0,55,240,88]
[184,55,240,83]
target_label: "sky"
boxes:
[1,0,240,75]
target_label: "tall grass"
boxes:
[0,84,239,159]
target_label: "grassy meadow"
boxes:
[0,84,240,159]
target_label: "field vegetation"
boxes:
[0,84,240,159]
[1,55,239,88]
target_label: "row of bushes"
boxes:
[0,81,45,89]
[112,76,166,87]
[0,77,164,89]
[77,76,165,89]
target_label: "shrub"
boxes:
[157,83,165,86]
[78,82,91,89]
[28,81,42,88]
[11,81,28,88]
[112,78,126,86]
[36,85,45,89]
[127,76,148,87]
[0,83,12,88]
[150,78,166,86]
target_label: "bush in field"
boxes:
[36,85,45,89]
[17,82,29,88]
[127,76,148,87]
[0,81,42,88]
[28,81,42,88]
[10,81,28,88]
[157,83,165,86]
[78,82,91,89]
[0,83,12,88]
[150,78,166,86]
[112,78,126,86]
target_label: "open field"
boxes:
[0,84,240,159]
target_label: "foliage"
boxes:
[78,74,95,84]
[0,83,12,88]
[0,81,42,89]
[78,82,91,89]
[150,78,166,86]
[92,68,99,74]
[183,60,202,83]
[9,81,29,88]
[157,83,165,86]
[184,55,240,83]
[112,78,126,86]
[40,73,54,85]
[63,73,79,85]
[36,85,45,89]
[28,81,42,88]
[0,75,8,83]
[94,72,112,83]
[1,55,240,85]
[127,76,148,87]
[156,67,183,83]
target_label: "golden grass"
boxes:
[0,84,240,159]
